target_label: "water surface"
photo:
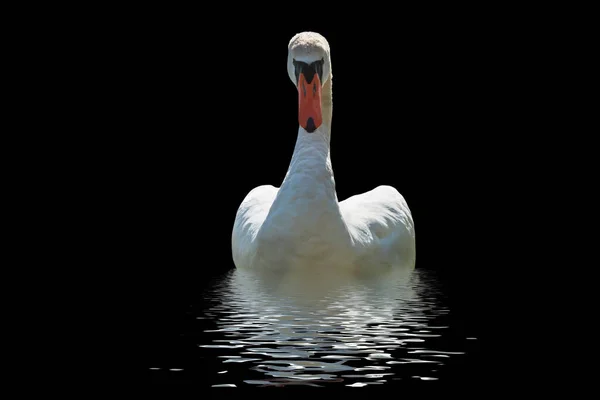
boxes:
[146,267,481,386]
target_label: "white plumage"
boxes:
[232,32,415,272]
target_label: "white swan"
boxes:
[232,32,415,272]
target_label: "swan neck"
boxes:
[283,130,335,197]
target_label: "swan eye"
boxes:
[293,59,305,84]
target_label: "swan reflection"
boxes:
[197,266,469,387]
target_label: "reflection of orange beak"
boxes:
[298,72,322,133]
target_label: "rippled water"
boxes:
[146,267,481,386]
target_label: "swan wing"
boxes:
[340,185,415,264]
[232,185,279,268]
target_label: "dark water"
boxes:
[145,267,482,386]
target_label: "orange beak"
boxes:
[298,72,322,133]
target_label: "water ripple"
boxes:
[148,268,479,386]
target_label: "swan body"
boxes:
[232,32,415,271]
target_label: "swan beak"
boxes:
[298,72,323,133]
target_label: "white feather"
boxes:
[232,32,415,272]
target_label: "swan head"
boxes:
[287,32,331,133]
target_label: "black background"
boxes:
[78,9,534,383]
